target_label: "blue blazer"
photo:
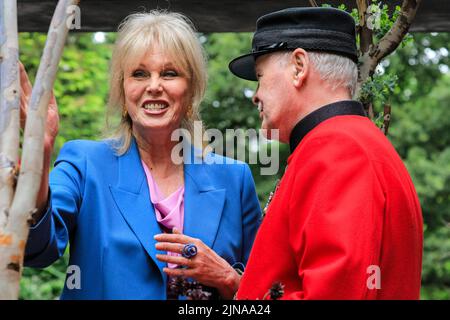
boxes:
[24,138,261,299]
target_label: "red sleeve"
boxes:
[286,133,385,299]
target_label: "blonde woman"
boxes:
[21,10,261,299]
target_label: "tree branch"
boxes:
[0,0,78,300]
[371,0,422,64]
[0,0,20,229]
[356,0,422,99]
[380,104,391,135]
[356,0,373,55]
[356,0,374,117]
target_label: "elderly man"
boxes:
[229,7,423,299]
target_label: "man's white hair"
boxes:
[277,51,358,97]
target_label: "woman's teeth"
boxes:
[143,103,168,110]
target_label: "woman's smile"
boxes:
[141,99,170,115]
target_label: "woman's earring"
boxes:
[186,105,193,118]
[122,108,128,118]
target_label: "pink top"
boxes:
[142,161,185,268]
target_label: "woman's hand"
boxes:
[154,228,241,299]
[19,61,59,151]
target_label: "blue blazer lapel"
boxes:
[183,153,226,249]
[109,139,166,279]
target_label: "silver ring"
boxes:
[182,243,198,259]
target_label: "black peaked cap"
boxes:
[229,7,358,81]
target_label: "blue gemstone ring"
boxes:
[182,243,198,259]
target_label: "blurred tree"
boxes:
[385,33,450,299]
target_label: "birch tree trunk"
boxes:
[0,0,21,299]
[0,0,78,300]
[0,0,20,229]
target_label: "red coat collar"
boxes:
[289,100,366,153]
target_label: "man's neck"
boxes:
[303,90,351,119]
[282,88,352,143]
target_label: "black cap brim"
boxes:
[229,46,293,81]
[228,53,258,81]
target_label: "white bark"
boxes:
[0,0,20,230]
[0,0,78,300]
[0,0,21,300]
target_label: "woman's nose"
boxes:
[146,77,163,94]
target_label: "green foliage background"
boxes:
[17,28,449,299]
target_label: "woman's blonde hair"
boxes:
[106,10,207,155]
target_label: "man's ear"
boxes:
[291,48,309,88]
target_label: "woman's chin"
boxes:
[136,120,180,136]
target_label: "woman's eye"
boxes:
[162,70,178,77]
[132,70,148,78]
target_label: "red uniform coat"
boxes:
[237,101,423,300]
